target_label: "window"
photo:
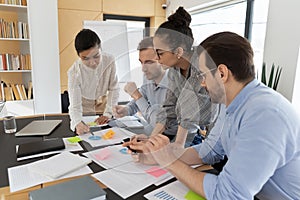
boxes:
[104,15,150,86]
[103,15,150,102]
[189,0,269,72]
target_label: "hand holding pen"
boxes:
[122,134,149,154]
[75,121,90,135]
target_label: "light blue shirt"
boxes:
[126,71,169,135]
[193,79,300,200]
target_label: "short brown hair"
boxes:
[137,37,154,51]
[198,31,255,82]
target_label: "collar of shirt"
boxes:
[226,78,259,114]
[156,70,169,89]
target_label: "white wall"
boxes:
[166,0,212,15]
[263,0,300,101]
[28,0,61,114]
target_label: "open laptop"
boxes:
[15,120,62,137]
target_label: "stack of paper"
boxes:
[116,116,143,128]
[29,152,92,179]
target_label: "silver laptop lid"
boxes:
[15,120,62,137]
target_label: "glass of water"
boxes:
[3,115,17,134]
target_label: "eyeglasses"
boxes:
[196,68,217,82]
[155,48,177,59]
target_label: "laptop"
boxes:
[15,120,62,137]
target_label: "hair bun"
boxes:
[167,7,191,27]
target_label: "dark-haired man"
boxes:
[136,32,300,199]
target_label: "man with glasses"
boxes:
[131,32,300,199]
[113,37,171,135]
[68,29,119,135]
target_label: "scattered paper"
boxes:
[83,145,132,169]
[144,180,206,200]
[8,162,92,193]
[79,127,135,147]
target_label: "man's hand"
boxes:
[144,134,185,168]
[75,121,90,135]
[95,115,109,125]
[124,82,142,100]
[122,134,157,165]
[113,105,128,118]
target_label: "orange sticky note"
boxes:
[102,129,115,139]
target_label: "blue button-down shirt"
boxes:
[126,71,170,135]
[193,79,300,200]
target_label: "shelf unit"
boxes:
[0,0,61,116]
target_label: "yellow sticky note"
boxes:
[185,190,206,200]
[67,136,82,143]
[102,129,115,139]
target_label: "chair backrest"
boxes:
[61,91,69,113]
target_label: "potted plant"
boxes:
[260,62,282,91]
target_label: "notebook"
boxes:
[29,151,92,179]
[29,176,106,200]
[15,120,62,136]
[17,138,65,158]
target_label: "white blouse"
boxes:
[67,53,119,131]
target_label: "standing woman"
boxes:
[151,7,214,146]
[68,29,120,135]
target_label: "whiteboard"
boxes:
[83,21,131,81]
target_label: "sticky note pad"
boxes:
[67,136,82,143]
[87,122,97,126]
[94,148,110,160]
[185,190,206,200]
[102,129,115,139]
[145,166,168,178]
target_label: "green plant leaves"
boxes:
[261,62,282,91]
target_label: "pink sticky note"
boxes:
[94,148,110,160]
[145,166,168,178]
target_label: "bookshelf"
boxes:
[0,0,61,116]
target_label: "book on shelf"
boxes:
[4,84,14,101]
[0,18,29,39]
[27,81,32,99]
[0,82,31,101]
[20,84,27,99]
[0,53,31,70]
[11,84,20,100]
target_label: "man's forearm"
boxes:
[151,123,166,136]
[174,126,188,147]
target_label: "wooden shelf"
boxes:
[0,70,31,72]
[0,4,27,12]
[0,38,29,41]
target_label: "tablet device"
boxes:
[17,138,65,158]
[15,120,62,137]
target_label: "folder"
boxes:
[29,176,106,200]
[17,138,65,158]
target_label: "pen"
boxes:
[81,120,95,135]
[162,104,174,108]
[122,137,148,153]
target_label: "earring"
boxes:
[177,56,180,59]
